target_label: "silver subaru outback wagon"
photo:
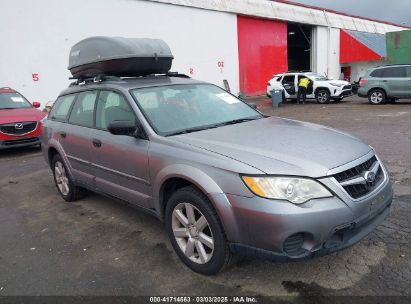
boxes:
[42,75,393,274]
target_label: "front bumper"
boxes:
[0,137,41,150]
[211,172,393,261]
[334,89,353,99]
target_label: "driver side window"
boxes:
[95,91,136,130]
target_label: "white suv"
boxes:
[267,72,352,104]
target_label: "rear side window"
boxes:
[68,91,97,127]
[282,75,295,84]
[370,69,383,78]
[406,66,411,77]
[381,67,406,78]
[50,94,76,121]
[95,91,136,130]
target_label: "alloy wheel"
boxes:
[172,202,214,264]
[370,91,383,104]
[54,161,70,195]
[318,91,328,103]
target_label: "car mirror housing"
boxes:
[107,121,137,136]
[32,101,41,108]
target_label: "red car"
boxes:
[0,87,47,150]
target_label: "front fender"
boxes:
[152,164,240,242]
[153,164,224,203]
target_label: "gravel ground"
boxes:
[0,96,410,299]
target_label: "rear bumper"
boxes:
[357,87,368,97]
[0,137,41,150]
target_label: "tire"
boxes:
[368,89,386,105]
[316,89,330,104]
[165,186,231,275]
[51,154,86,202]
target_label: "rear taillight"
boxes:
[359,79,368,86]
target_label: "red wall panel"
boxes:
[237,16,288,96]
[340,30,382,64]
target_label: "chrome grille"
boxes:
[0,122,37,135]
[333,156,384,199]
[342,85,352,90]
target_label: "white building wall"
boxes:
[312,26,341,80]
[343,61,387,82]
[0,0,239,107]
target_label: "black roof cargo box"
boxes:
[68,36,174,79]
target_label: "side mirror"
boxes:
[32,101,41,108]
[248,103,258,110]
[107,121,137,136]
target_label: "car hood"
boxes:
[0,108,46,124]
[173,117,372,177]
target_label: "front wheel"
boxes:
[165,186,231,275]
[316,89,330,104]
[368,89,386,105]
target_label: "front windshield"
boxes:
[306,73,328,81]
[131,84,262,136]
[0,92,32,109]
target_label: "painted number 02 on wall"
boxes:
[218,61,224,73]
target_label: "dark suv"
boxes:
[358,64,411,104]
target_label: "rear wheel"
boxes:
[316,89,330,104]
[165,186,231,275]
[368,89,386,105]
[52,154,86,202]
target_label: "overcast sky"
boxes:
[284,0,411,26]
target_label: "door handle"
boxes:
[92,138,102,148]
[60,132,66,138]
[382,80,388,82]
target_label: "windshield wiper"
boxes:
[213,117,260,127]
[166,125,217,136]
[0,107,18,110]
[166,117,261,137]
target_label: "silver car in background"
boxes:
[42,75,393,274]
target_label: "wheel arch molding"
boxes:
[153,164,225,219]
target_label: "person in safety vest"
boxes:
[297,77,311,105]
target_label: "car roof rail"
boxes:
[375,64,411,68]
[69,74,122,87]
[69,72,191,87]
[165,72,191,78]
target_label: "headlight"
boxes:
[241,176,332,204]
[330,82,343,87]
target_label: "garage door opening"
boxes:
[287,23,312,71]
